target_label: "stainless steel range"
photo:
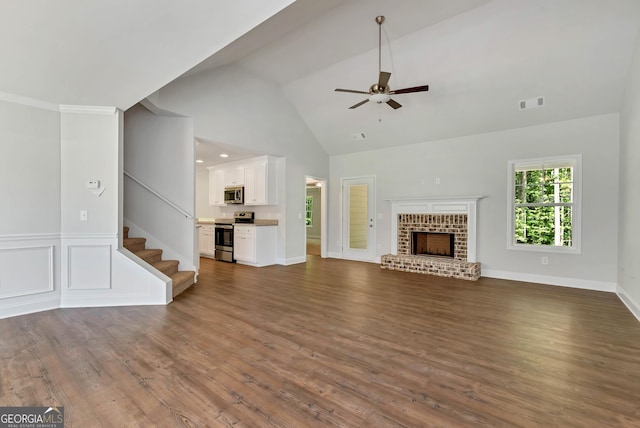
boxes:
[214,211,254,262]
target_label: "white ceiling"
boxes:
[188,0,640,160]
[0,0,295,109]
[2,0,639,162]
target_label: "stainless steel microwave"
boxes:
[224,186,244,204]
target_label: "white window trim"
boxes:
[506,154,582,254]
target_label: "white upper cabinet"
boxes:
[244,156,278,206]
[224,166,245,187]
[208,155,280,207]
[208,168,225,206]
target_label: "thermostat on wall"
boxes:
[87,179,100,189]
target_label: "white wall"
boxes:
[123,104,197,273]
[155,64,329,264]
[60,108,120,234]
[0,99,62,318]
[195,169,215,219]
[618,30,640,319]
[330,113,620,291]
[0,100,61,234]
[60,107,169,307]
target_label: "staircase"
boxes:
[123,226,195,298]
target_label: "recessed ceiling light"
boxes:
[315,182,322,187]
[220,153,229,158]
[195,159,204,163]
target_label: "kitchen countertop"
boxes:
[197,218,278,226]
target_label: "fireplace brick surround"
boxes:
[381,197,482,281]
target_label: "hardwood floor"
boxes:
[2,256,640,427]
[306,238,321,256]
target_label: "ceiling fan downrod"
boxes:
[376,15,385,79]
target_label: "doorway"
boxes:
[305,176,327,258]
[341,176,375,262]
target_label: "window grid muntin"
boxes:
[512,159,577,249]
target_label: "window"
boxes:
[507,155,581,253]
[306,195,313,226]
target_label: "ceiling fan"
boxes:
[335,16,429,110]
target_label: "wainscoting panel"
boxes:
[0,245,54,298]
[67,244,112,289]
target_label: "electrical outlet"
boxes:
[80,210,88,221]
[541,256,548,265]
[435,177,441,185]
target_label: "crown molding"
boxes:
[0,91,59,112]
[59,105,118,115]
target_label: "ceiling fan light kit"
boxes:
[370,93,391,103]
[335,15,429,110]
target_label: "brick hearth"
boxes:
[381,254,481,280]
[382,198,482,281]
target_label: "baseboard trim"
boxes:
[283,256,306,266]
[482,269,616,292]
[616,286,640,322]
[0,296,60,320]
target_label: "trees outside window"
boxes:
[306,196,313,226]
[508,155,581,253]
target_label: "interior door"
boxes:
[342,177,375,261]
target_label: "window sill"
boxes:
[507,243,581,254]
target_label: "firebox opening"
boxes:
[411,232,454,258]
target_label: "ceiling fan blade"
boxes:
[389,85,429,95]
[386,99,402,109]
[378,71,391,89]
[349,99,369,109]
[335,88,369,95]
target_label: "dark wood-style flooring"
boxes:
[1,256,640,427]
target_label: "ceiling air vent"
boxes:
[519,96,545,110]
[352,132,367,141]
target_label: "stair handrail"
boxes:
[124,170,194,219]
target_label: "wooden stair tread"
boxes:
[124,237,145,245]
[123,227,194,299]
[152,260,179,276]
[171,270,195,297]
[133,248,163,263]
[133,248,162,257]
[123,237,147,252]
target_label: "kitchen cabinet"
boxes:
[208,156,280,206]
[199,225,215,257]
[244,156,278,205]
[224,165,245,187]
[233,225,276,267]
[208,168,225,206]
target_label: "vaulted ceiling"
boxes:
[2,0,640,160]
[185,0,640,161]
[0,0,295,108]
[196,0,640,157]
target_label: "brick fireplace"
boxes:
[381,197,482,280]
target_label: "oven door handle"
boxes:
[214,224,234,229]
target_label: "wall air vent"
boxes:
[352,132,367,141]
[519,96,545,110]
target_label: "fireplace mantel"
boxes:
[387,196,483,263]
